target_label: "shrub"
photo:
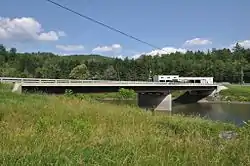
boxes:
[117,88,136,99]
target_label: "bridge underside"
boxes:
[21,85,216,94]
[173,90,215,104]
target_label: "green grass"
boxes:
[220,85,250,102]
[1,84,250,165]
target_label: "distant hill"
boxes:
[61,54,115,62]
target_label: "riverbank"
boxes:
[1,83,250,165]
[199,99,250,104]
[218,85,250,102]
[197,85,250,104]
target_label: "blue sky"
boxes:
[0,0,249,58]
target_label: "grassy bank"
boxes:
[219,85,250,102]
[1,84,250,165]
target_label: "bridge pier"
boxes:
[137,92,172,111]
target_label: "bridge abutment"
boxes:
[12,83,22,94]
[137,92,172,111]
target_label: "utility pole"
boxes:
[240,51,244,84]
[241,66,244,84]
[148,70,152,81]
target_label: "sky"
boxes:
[0,0,250,59]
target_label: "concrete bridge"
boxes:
[0,77,222,111]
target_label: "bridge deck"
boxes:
[21,82,217,87]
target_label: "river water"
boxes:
[101,100,250,126]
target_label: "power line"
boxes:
[44,0,164,51]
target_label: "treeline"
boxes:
[1,44,250,83]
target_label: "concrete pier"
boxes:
[137,92,172,111]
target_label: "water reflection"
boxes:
[172,103,250,125]
[101,99,250,126]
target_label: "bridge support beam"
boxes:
[137,92,172,111]
[173,90,214,104]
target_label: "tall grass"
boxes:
[0,84,250,165]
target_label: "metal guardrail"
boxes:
[0,77,217,85]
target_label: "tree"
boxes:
[9,48,17,55]
[233,43,246,83]
[0,44,6,54]
[0,44,7,63]
[1,43,250,84]
[0,63,20,77]
[8,48,17,62]
[69,64,89,79]
[58,59,80,79]
[39,59,61,78]
[103,65,117,80]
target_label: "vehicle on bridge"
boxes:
[153,75,213,84]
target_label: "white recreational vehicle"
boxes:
[153,75,213,84]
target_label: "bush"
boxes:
[64,89,74,97]
[117,88,136,99]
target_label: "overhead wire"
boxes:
[44,0,166,52]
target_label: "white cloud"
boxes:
[56,44,85,51]
[58,31,66,37]
[0,17,65,42]
[92,44,122,53]
[111,55,124,59]
[146,47,187,56]
[38,31,61,41]
[230,40,250,49]
[132,47,187,59]
[112,44,121,49]
[184,38,212,46]
[132,53,142,59]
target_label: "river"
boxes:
[101,100,250,126]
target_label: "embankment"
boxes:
[0,83,250,165]
[218,85,250,102]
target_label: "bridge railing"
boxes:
[0,77,217,85]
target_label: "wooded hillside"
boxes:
[1,44,250,83]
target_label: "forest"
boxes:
[1,43,250,83]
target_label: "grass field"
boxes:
[1,83,250,165]
[220,85,250,102]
